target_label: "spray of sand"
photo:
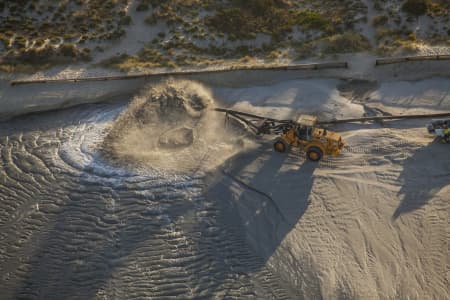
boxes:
[103,79,250,173]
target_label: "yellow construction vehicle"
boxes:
[215,108,450,161]
[272,115,344,161]
[215,109,344,161]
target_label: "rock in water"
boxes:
[158,127,194,149]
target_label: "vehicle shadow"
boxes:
[205,143,317,294]
[392,140,450,220]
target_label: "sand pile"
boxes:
[103,79,248,173]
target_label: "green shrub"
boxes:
[80,48,92,61]
[375,28,395,42]
[206,0,294,40]
[164,60,177,68]
[235,45,251,56]
[372,15,388,26]
[100,53,130,65]
[120,15,132,26]
[266,50,281,59]
[18,45,54,64]
[402,0,429,16]
[35,38,45,47]
[295,41,315,59]
[324,32,371,53]
[3,42,91,66]
[13,35,27,49]
[110,28,125,39]
[59,43,77,57]
[427,1,449,16]
[145,15,158,25]
[0,34,9,49]
[295,10,332,32]
[136,3,149,11]
[50,36,60,43]
[239,55,255,63]
[373,0,382,11]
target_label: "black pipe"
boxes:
[215,108,450,126]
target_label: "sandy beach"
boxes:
[0,61,449,298]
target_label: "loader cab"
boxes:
[295,115,317,141]
[296,125,313,141]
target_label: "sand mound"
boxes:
[158,127,194,149]
[103,79,249,173]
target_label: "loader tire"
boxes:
[306,146,323,162]
[273,138,290,153]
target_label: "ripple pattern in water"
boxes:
[0,104,291,300]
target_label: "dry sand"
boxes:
[0,72,449,299]
[207,76,450,299]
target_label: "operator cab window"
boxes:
[306,127,313,140]
[297,126,308,139]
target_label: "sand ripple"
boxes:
[0,103,290,299]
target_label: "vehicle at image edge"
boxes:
[427,119,450,143]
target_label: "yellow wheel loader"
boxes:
[272,115,343,161]
[215,109,344,161]
[215,108,450,162]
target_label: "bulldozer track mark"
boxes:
[320,174,400,192]
[423,209,447,285]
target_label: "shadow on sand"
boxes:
[205,142,318,298]
[12,119,315,300]
[207,145,315,260]
[393,140,450,220]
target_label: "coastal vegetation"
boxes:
[0,0,448,72]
